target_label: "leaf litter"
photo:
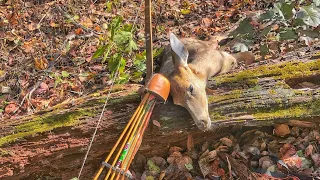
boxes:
[0,0,320,179]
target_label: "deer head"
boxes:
[169,33,211,131]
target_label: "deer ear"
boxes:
[170,33,189,69]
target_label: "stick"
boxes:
[145,0,153,84]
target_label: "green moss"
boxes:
[210,111,228,120]
[214,60,320,85]
[0,148,9,157]
[208,89,243,103]
[80,93,139,108]
[268,89,277,95]
[147,159,160,173]
[253,99,320,120]
[0,110,94,146]
[275,81,291,89]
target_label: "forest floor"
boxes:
[1,0,320,179]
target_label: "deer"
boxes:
[146,33,254,131]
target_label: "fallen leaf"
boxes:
[34,57,48,70]
[169,146,183,154]
[176,155,192,172]
[274,124,290,137]
[27,22,40,31]
[22,41,35,53]
[220,137,233,147]
[280,143,296,160]
[75,28,83,35]
[201,18,212,27]
[305,144,313,157]
[50,21,59,27]
[152,120,161,127]
[36,82,49,94]
[80,17,93,28]
[181,9,191,15]
[94,25,102,32]
[311,153,320,167]
[4,103,17,114]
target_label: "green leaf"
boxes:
[126,39,138,52]
[259,10,275,21]
[114,31,137,52]
[297,150,304,157]
[298,29,319,38]
[109,16,123,40]
[65,41,71,52]
[61,71,70,78]
[279,29,298,40]
[116,73,129,84]
[260,26,272,37]
[298,5,320,27]
[260,44,269,57]
[102,45,112,63]
[114,31,131,46]
[109,54,120,73]
[273,2,294,20]
[92,45,108,59]
[123,23,133,32]
[293,18,306,27]
[230,18,254,40]
[131,71,143,83]
[185,163,193,171]
[181,9,191,15]
[108,54,126,75]
[54,77,62,87]
[281,3,294,19]
[153,47,164,58]
[106,1,113,12]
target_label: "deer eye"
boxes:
[189,85,194,94]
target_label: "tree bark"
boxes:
[0,48,319,179]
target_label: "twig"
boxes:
[12,81,41,115]
[226,156,232,179]
[55,5,102,36]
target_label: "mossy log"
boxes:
[0,49,319,179]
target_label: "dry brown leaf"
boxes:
[311,153,320,167]
[4,103,17,114]
[220,137,233,147]
[27,22,40,31]
[274,124,290,137]
[36,82,49,94]
[201,18,212,27]
[34,57,48,70]
[21,41,35,53]
[176,155,192,172]
[152,120,161,127]
[50,21,59,27]
[279,143,296,160]
[7,13,18,25]
[94,25,102,32]
[80,17,93,28]
[169,146,183,154]
[305,144,314,157]
[75,28,83,35]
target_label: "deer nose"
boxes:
[198,120,211,131]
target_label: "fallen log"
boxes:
[0,47,319,179]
